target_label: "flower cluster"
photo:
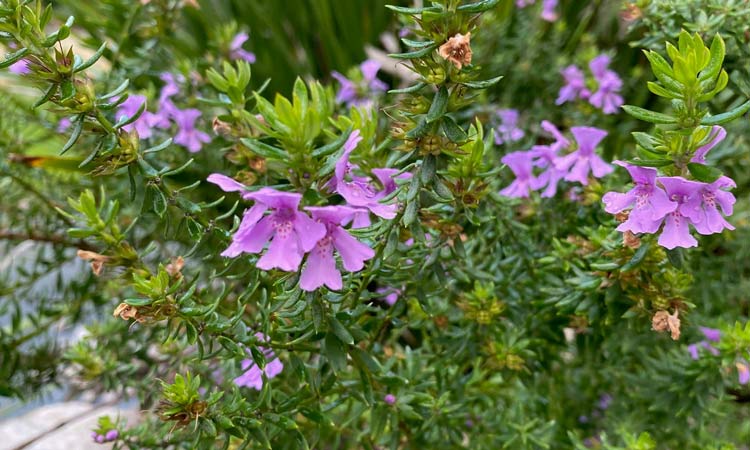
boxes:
[116,73,210,152]
[602,126,736,249]
[499,121,612,198]
[209,130,404,291]
[332,60,388,108]
[557,54,624,114]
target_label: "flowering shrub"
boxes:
[1,0,750,449]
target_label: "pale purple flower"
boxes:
[104,430,119,441]
[691,126,726,164]
[117,94,159,139]
[151,73,182,128]
[376,286,402,306]
[9,59,29,75]
[737,361,750,385]
[516,0,535,7]
[234,333,284,390]
[326,130,406,224]
[95,434,105,443]
[540,0,558,21]
[173,108,211,152]
[57,118,72,133]
[687,344,700,360]
[500,151,538,198]
[207,175,326,271]
[588,55,624,114]
[360,60,388,93]
[494,109,525,145]
[655,177,704,249]
[331,60,387,107]
[526,121,570,197]
[602,161,677,233]
[691,176,736,235]
[299,206,375,291]
[700,327,721,343]
[384,394,397,405]
[556,65,590,105]
[555,127,612,185]
[597,394,612,410]
[229,32,257,63]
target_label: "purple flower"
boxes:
[737,361,750,385]
[173,108,211,152]
[326,130,405,224]
[655,177,705,249]
[207,175,326,271]
[57,117,72,133]
[104,430,119,441]
[234,333,284,390]
[691,176,736,235]
[229,32,257,63]
[691,126,726,164]
[515,0,535,7]
[588,55,624,114]
[117,94,160,139]
[151,73,182,128]
[500,151,538,198]
[556,65,590,105]
[540,0,559,21]
[384,394,397,405]
[9,59,29,75]
[494,109,525,145]
[331,60,387,107]
[376,286,402,306]
[360,60,388,93]
[526,121,570,197]
[700,327,721,343]
[602,161,677,233]
[597,394,613,410]
[95,434,105,443]
[687,344,700,360]
[299,206,375,291]
[555,127,612,185]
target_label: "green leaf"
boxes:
[420,154,436,184]
[400,38,435,48]
[385,5,442,14]
[328,317,354,345]
[631,132,660,152]
[687,162,722,183]
[620,243,650,272]
[621,105,678,124]
[388,45,437,59]
[441,116,468,143]
[388,82,426,94]
[461,75,504,89]
[323,334,347,371]
[73,42,106,73]
[699,34,725,82]
[426,86,449,123]
[0,47,29,69]
[456,0,501,12]
[60,116,84,155]
[647,81,680,99]
[311,127,352,157]
[240,137,288,160]
[626,158,673,167]
[700,99,750,125]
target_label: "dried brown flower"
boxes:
[652,310,681,340]
[77,250,110,276]
[113,303,139,321]
[438,32,473,70]
[165,256,185,279]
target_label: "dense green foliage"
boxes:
[1,0,749,448]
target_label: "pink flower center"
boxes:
[702,190,716,208]
[314,235,334,256]
[272,209,295,238]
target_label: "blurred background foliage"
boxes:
[1,0,750,448]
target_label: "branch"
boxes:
[0,230,96,251]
